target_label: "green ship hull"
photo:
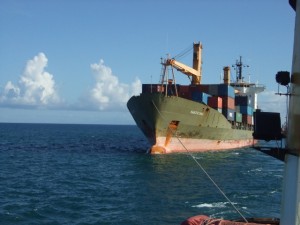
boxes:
[127,93,254,154]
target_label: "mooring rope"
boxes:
[151,100,249,223]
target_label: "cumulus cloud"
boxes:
[0,54,141,112]
[82,59,141,111]
[0,53,61,108]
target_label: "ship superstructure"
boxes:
[230,56,265,110]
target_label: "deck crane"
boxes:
[164,42,203,85]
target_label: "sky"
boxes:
[0,0,296,124]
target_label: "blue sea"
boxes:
[0,123,283,225]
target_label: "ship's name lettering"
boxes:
[190,110,203,116]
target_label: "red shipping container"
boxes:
[179,85,190,93]
[221,96,235,110]
[179,92,191,99]
[208,96,222,108]
[156,85,164,93]
[242,114,253,125]
[142,84,164,93]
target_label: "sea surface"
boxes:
[0,123,284,225]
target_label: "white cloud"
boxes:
[0,55,142,113]
[258,90,289,123]
[83,59,142,111]
[0,53,61,108]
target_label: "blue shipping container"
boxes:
[218,84,235,98]
[191,91,210,104]
[240,106,253,115]
[235,95,251,106]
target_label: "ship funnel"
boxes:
[223,66,230,85]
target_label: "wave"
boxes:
[192,201,237,209]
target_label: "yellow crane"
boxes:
[165,42,203,85]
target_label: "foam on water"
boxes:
[192,202,233,208]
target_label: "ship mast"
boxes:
[230,57,265,110]
[280,0,300,224]
[232,56,249,83]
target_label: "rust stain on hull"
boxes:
[164,120,179,147]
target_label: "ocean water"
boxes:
[0,123,283,225]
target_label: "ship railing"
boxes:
[231,83,266,89]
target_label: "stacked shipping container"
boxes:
[235,95,253,125]
[208,96,222,113]
[189,85,210,104]
[190,84,237,121]
[141,83,254,126]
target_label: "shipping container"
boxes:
[179,85,190,93]
[218,84,235,98]
[208,96,222,108]
[191,92,210,104]
[178,85,190,98]
[221,96,235,110]
[166,84,180,96]
[208,84,219,96]
[242,114,253,125]
[239,106,253,115]
[142,84,164,93]
[235,95,251,106]
[179,92,191,99]
[190,84,210,93]
[222,108,235,121]
[235,112,242,123]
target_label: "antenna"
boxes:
[220,72,223,83]
[232,56,249,82]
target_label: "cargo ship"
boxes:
[127,42,265,154]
